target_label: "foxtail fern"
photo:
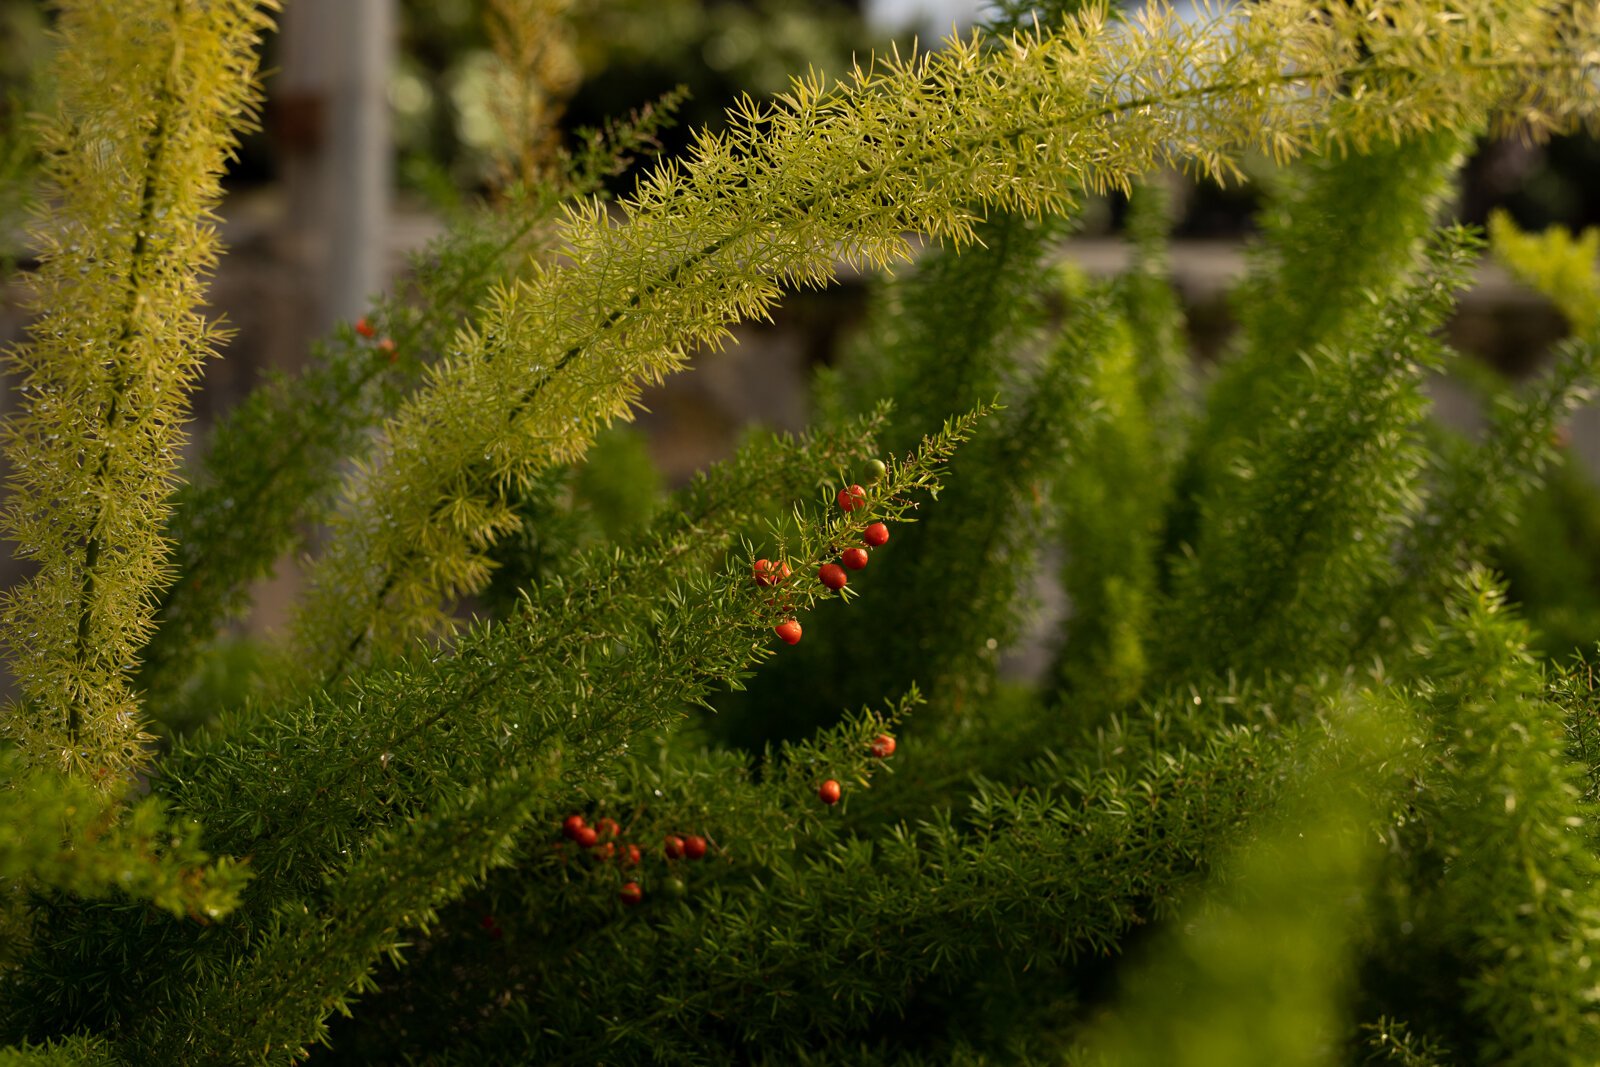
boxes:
[0,0,275,780]
[7,1,1600,1062]
[1358,216,1600,655]
[1365,573,1600,1063]
[287,0,1599,688]
[1074,707,1409,1067]
[1160,229,1478,680]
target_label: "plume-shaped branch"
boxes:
[0,0,277,780]
[286,0,1600,688]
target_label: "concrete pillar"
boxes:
[277,0,396,333]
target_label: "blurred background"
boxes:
[0,0,1597,660]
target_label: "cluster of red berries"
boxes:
[521,735,898,926]
[558,814,719,906]
[560,814,646,903]
[354,316,398,363]
[820,486,889,594]
[764,479,893,646]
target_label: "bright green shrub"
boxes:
[4,1,1600,1063]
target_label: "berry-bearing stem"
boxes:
[161,409,985,915]
[760,415,984,612]
[315,407,897,693]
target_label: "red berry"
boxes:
[775,619,803,645]
[864,523,889,547]
[596,840,616,861]
[870,734,897,759]
[574,825,599,848]
[754,559,791,587]
[376,338,398,362]
[621,843,642,866]
[480,914,498,930]
[837,484,867,512]
[841,548,869,571]
[619,881,643,906]
[596,817,620,839]
[664,834,686,860]
[818,563,847,591]
[818,779,842,805]
[561,814,587,841]
[355,317,376,339]
[683,834,707,860]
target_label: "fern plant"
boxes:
[4,0,1600,1064]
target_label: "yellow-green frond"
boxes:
[0,0,277,782]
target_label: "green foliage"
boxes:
[0,3,49,274]
[153,110,685,715]
[0,0,277,780]
[1367,336,1600,657]
[291,0,1597,687]
[327,693,1281,1064]
[1358,1019,1451,1067]
[1162,228,1476,680]
[0,1035,118,1067]
[1489,209,1600,334]
[6,1,1600,1064]
[0,750,247,923]
[721,209,1067,743]
[138,205,528,717]
[1051,264,1177,709]
[135,759,563,1064]
[1363,575,1600,1063]
[1072,707,1404,1067]
[1489,428,1600,660]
